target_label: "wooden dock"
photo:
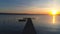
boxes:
[22,18,36,34]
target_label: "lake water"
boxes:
[0,15,60,34]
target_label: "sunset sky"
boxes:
[0,0,60,14]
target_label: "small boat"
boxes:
[18,18,35,22]
[18,18,26,22]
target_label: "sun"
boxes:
[52,10,57,15]
[49,10,58,15]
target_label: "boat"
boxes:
[18,18,35,22]
[18,18,26,22]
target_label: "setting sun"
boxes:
[52,10,57,15]
[49,9,58,15]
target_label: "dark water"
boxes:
[0,15,60,34]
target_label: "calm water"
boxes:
[0,15,60,34]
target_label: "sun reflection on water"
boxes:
[53,15,56,24]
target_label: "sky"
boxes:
[0,0,60,14]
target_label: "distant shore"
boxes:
[0,13,48,15]
[0,13,60,15]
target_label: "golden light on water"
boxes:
[52,10,57,24]
[49,9,58,24]
[53,15,56,24]
[52,10,56,24]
